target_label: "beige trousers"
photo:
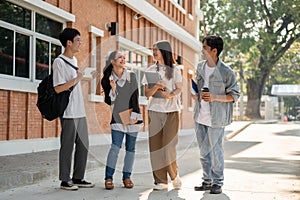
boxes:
[148,111,179,184]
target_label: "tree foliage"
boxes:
[201,0,300,119]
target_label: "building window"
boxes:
[36,13,63,39]
[121,48,148,96]
[0,27,30,78]
[118,36,152,100]
[0,0,31,30]
[187,0,193,15]
[0,0,63,82]
[15,33,30,78]
[0,27,13,76]
[170,0,183,7]
[88,25,104,102]
[176,0,183,6]
[35,39,62,80]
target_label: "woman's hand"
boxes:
[109,76,117,94]
[129,119,138,124]
[192,93,199,100]
[157,88,175,99]
[154,80,166,91]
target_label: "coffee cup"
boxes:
[201,87,209,100]
[201,87,209,93]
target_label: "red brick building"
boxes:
[0,0,203,154]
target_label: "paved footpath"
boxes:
[0,121,299,200]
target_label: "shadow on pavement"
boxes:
[274,129,300,137]
[222,129,300,178]
[200,191,231,200]
[224,141,260,158]
[147,189,185,200]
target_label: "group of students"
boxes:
[53,28,239,195]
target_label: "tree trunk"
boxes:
[245,58,272,119]
[245,79,262,119]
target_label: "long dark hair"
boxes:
[155,40,174,80]
[101,51,118,105]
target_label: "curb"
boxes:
[0,152,105,192]
[225,122,253,140]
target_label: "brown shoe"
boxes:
[105,179,114,190]
[123,178,134,189]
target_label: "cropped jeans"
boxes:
[105,129,138,180]
[195,123,225,186]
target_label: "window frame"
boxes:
[0,1,71,93]
[88,25,105,103]
[118,36,152,105]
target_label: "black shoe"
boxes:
[60,181,79,190]
[210,184,222,194]
[72,179,95,188]
[194,182,212,191]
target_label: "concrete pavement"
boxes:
[0,121,299,200]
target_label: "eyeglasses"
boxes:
[114,55,126,60]
[73,38,82,43]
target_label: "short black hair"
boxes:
[202,35,223,57]
[59,28,80,47]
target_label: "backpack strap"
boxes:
[58,56,79,91]
[59,56,79,70]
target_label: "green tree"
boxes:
[269,42,300,87]
[270,42,300,119]
[200,0,300,119]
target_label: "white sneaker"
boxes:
[172,175,182,189]
[153,183,168,190]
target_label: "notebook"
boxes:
[191,79,198,94]
[83,67,96,80]
[145,71,161,85]
[145,71,164,98]
[119,109,133,125]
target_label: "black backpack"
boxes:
[36,57,78,121]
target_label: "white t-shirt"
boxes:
[142,64,182,113]
[52,55,86,118]
[196,63,215,126]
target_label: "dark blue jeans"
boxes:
[105,129,138,180]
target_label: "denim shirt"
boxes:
[194,59,240,128]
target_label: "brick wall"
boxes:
[0,0,198,141]
[0,90,61,140]
[0,90,8,140]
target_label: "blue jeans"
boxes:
[105,129,138,180]
[195,123,225,186]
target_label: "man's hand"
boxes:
[91,70,100,79]
[76,70,84,81]
[202,92,212,102]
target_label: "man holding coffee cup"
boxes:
[192,36,240,194]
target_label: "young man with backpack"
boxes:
[52,28,94,190]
